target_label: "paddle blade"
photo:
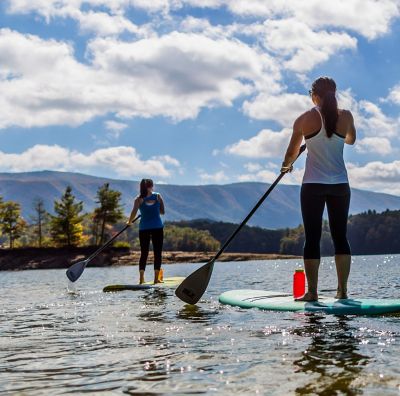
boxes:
[175,261,214,304]
[66,260,88,282]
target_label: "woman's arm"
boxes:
[281,115,304,172]
[158,194,165,215]
[344,110,356,145]
[127,197,141,224]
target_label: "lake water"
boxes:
[1,255,400,395]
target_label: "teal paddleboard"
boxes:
[103,276,184,292]
[219,290,400,315]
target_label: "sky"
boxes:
[1,0,400,194]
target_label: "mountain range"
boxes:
[1,171,399,229]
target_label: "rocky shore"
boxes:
[0,246,300,271]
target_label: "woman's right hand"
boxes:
[280,163,293,173]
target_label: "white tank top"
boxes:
[302,107,348,184]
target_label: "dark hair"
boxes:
[311,77,338,138]
[139,179,153,198]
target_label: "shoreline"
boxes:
[0,246,300,271]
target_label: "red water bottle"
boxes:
[293,269,305,298]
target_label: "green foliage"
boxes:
[121,223,220,252]
[279,225,304,256]
[113,241,131,248]
[92,183,124,245]
[170,219,285,253]
[280,210,400,256]
[164,225,220,252]
[347,209,400,254]
[0,200,27,248]
[50,186,84,247]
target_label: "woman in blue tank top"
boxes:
[281,77,356,302]
[127,179,165,284]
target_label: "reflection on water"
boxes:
[1,256,400,394]
[176,304,219,324]
[294,315,368,395]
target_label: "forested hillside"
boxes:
[173,210,400,256]
[280,210,400,256]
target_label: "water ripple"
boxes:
[1,257,400,394]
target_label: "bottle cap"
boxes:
[295,269,305,273]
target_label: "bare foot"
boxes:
[153,279,163,284]
[335,291,348,299]
[295,292,318,302]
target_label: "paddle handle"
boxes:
[213,144,306,262]
[86,215,141,263]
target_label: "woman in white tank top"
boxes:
[281,77,356,302]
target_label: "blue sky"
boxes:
[0,0,400,193]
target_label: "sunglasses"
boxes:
[308,89,313,97]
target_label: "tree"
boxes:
[50,186,84,246]
[0,201,27,248]
[163,225,220,252]
[31,198,49,247]
[92,183,124,245]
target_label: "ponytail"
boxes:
[310,77,338,138]
[139,178,153,198]
[321,91,338,138]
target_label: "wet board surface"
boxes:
[219,290,400,315]
[103,277,185,292]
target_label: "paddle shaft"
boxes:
[86,215,140,263]
[213,144,306,263]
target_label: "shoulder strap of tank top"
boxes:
[314,106,324,128]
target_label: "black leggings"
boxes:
[139,228,164,271]
[301,183,351,259]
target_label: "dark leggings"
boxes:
[301,183,351,259]
[139,228,164,271]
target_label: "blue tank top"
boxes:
[139,193,164,230]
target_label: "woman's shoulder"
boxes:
[295,107,321,131]
[338,108,353,118]
[295,107,320,123]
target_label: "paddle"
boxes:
[66,215,140,282]
[175,145,306,304]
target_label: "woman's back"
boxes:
[139,193,163,230]
[302,107,349,184]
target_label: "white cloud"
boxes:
[218,0,400,40]
[0,29,280,128]
[10,0,399,39]
[198,170,228,183]
[243,93,310,126]
[6,1,153,37]
[238,169,277,183]
[387,84,400,104]
[259,19,357,73]
[77,11,142,37]
[358,100,399,138]
[152,155,181,167]
[244,162,262,172]
[348,161,400,194]
[356,137,393,155]
[104,120,128,139]
[0,145,180,179]
[338,90,399,139]
[225,128,292,158]
[239,162,303,184]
